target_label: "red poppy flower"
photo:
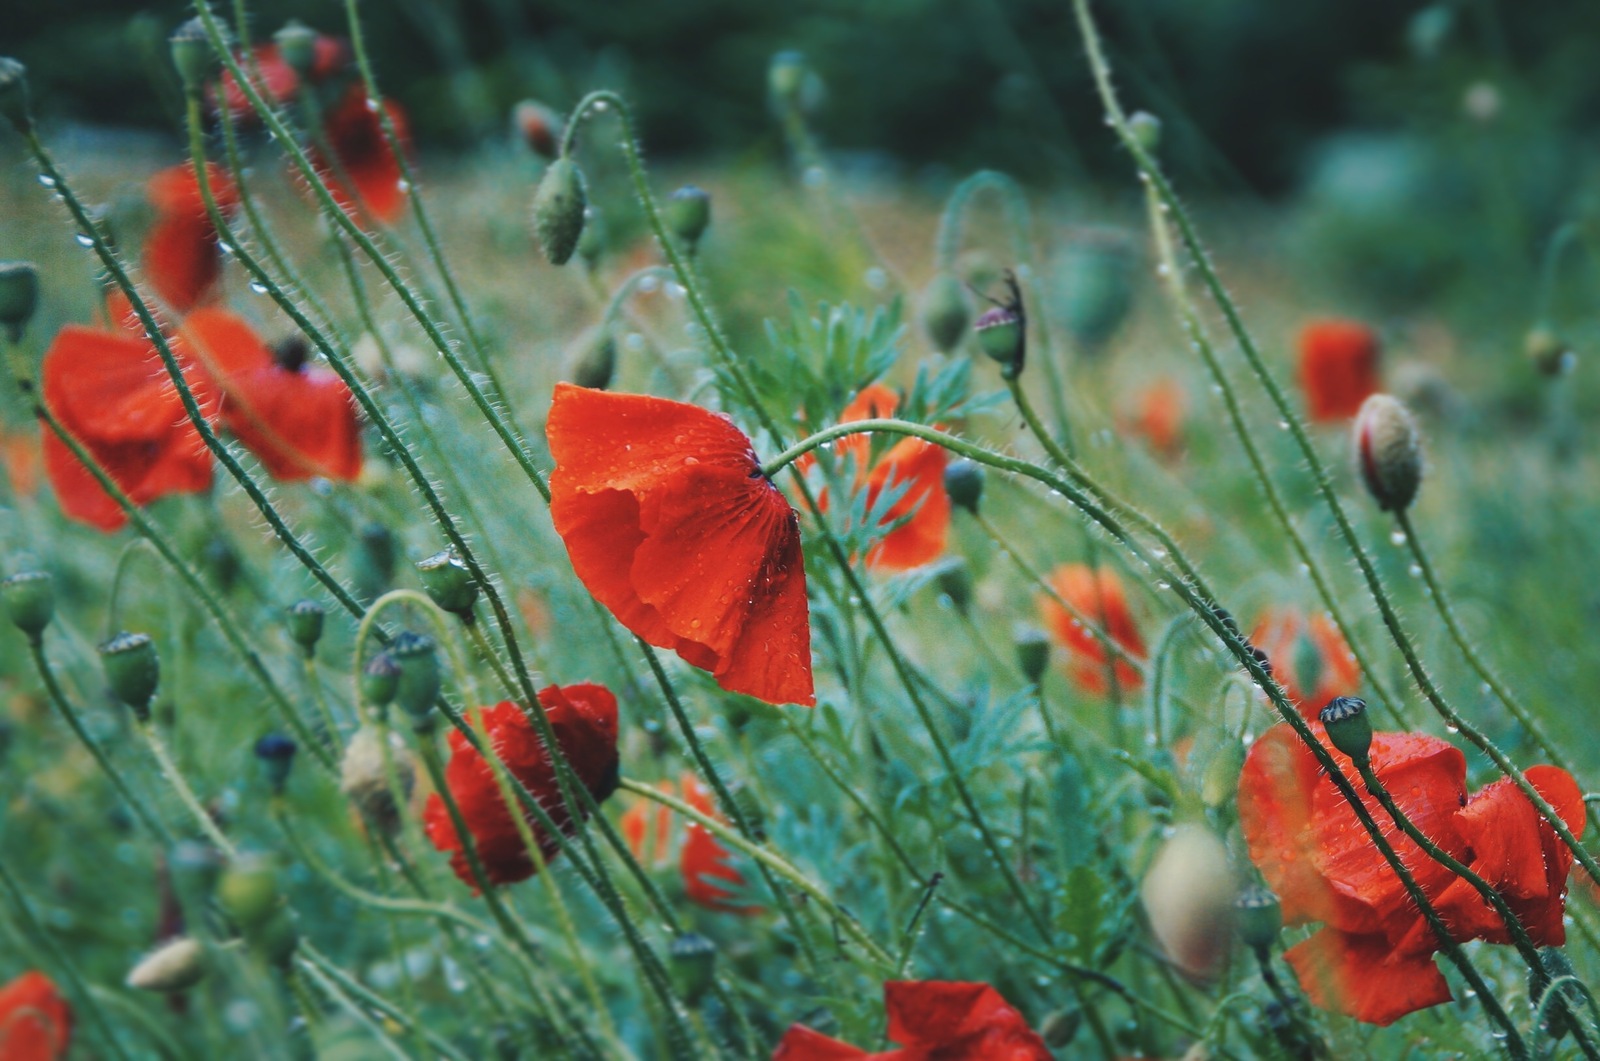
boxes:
[178,309,362,481]
[1239,722,1583,1025]
[1249,608,1359,713]
[1298,319,1380,423]
[547,383,814,706]
[1122,376,1184,457]
[619,780,676,867]
[1037,564,1144,694]
[209,38,349,124]
[2,430,40,497]
[800,384,949,571]
[40,320,218,532]
[308,85,411,226]
[773,980,1051,1060]
[142,162,239,313]
[424,685,620,889]
[680,773,761,915]
[0,971,72,1061]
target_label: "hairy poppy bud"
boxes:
[169,18,215,94]
[3,570,54,640]
[126,937,208,992]
[285,599,325,655]
[100,631,160,720]
[1235,886,1282,953]
[665,185,711,253]
[570,329,616,390]
[340,724,415,836]
[935,560,972,615]
[668,933,717,1005]
[217,856,280,929]
[1525,328,1574,378]
[1354,393,1422,512]
[533,158,588,266]
[416,550,478,618]
[921,272,970,353]
[0,58,34,133]
[1319,695,1372,766]
[511,99,562,159]
[1141,824,1236,981]
[1250,645,1272,677]
[1128,111,1162,154]
[392,632,440,726]
[272,20,318,76]
[943,458,983,514]
[254,733,297,794]
[1540,947,1581,1038]
[1015,624,1051,685]
[975,306,1024,377]
[0,261,40,343]
[361,651,401,708]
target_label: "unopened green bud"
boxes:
[285,599,324,655]
[0,58,34,133]
[943,458,983,514]
[1128,111,1161,154]
[392,632,440,726]
[202,537,239,593]
[1235,887,1282,952]
[0,261,40,342]
[361,651,401,709]
[169,18,215,94]
[576,206,606,268]
[1015,624,1051,685]
[416,550,478,617]
[921,272,970,353]
[217,857,280,929]
[1354,393,1423,513]
[974,305,1024,377]
[665,185,711,252]
[533,158,588,266]
[126,936,208,993]
[668,933,717,1005]
[570,329,616,390]
[768,51,807,110]
[100,631,160,719]
[728,780,764,842]
[273,20,318,76]
[1292,630,1324,703]
[1525,328,1574,378]
[1319,695,1373,765]
[2,570,54,639]
[935,561,972,615]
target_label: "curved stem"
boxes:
[136,720,238,859]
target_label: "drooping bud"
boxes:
[943,458,983,514]
[1250,645,1272,677]
[2,570,55,640]
[391,631,440,726]
[1127,111,1162,154]
[217,856,281,930]
[974,306,1023,377]
[511,99,562,159]
[0,261,40,343]
[416,550,478,618]
[668,933,717,1005]
[921,272,970,353]
[168,18,216,94]
[100,631,160,720]
[935,560,972,615]
[253,734,297,794]
[285,599,325,655]
[0,58,35,133]
[1140,823,1237,982]
[665,185,711,253]
[533,158,588,266]
[1525,328,1574,378]
[127,937,208,992]
[569,329,616,390]
[340,724,415,836]
[1354,393,1422,512]
[272,20,319,76]
[360,651,401,709]
[1539,947,1581,1039]
[1014,624,1051,686]
[1318,695,1372,766]
[1234,886,1282,953]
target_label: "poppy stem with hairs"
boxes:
[136,719,239,859]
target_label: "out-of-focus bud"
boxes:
[1014,624,1051,686]
[1040,1009,1081,1049]
[1235,886,1282,954]
[416,550,478,618]
[361,651,401,709]
[286,599,325,656]
[943,458,983,515]
[0,261,40,342]
[1319,695,1372,766]
[935,561,972,615]
[217,856,280,930]
[340,724,415,836]
[1055,230,1135,354]
[511,99,562,159]
[355,522,396,601]
[202,537,240,593]
[975,305,1024,377]
[1463,80,1501,123]
[254,733,298,794]
[668,933,717,1005]
[273,20,319,77]
[127,937,208,992]
[1407,5,1454,60]
[1199,737,1246,809]
[169,18,216,94]
[1525,327,1574,378]
[3,570,54,640]
[1140,823,1236,982]
[392,632,440,726]
[665,185,711,254]
[1127,111,1161,154]
[569,329,616,390]
[100,631,160,720]
[533,158,588,266]
[921,272,970,354]
[576,206,606,269]
[768,51,807,111]
[0,58,35,133]
[250,906,299,967]
[1353,393,1422,513]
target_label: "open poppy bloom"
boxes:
[178,309,362,481]
[142,162,239,312]
[308,84,411,226]
[1122,376,1185,457]
[0,971,72,1061]
[209,37,349,124]
[617,773,761,913]
[1249,608,1359,711]
[773,980,1051,1060]
[1298,319,1380,423]
[547,383,814,706]
[1037,564,1144,694]
[2,429,41,497]
[40,319,217,532]
[799,384,949,571]
[423,684,620,889]
[619,779,677,867]
[1239,722,1583,1025]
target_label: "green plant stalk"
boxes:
[299,944,474,1061]
[136,719,239,858]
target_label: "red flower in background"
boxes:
[1038,564,1145,694]
[1298,319,1380,423]
[547,383,814,706]
[40,320,217,532]
[619,780,676,866]
[309,85,411,226]
[209,36,349,124]
[1249,608,1359,712]
[680,774,761,915]
[178,309,362,481]
[143,162,239,312]
[424,685,620,889]
[773,981,1051,1060]
[2,430,40,497]
[0,971,72,1061]
[1239,723,1583,1025]
[801,384,949,571]
[1123,376,1185,457]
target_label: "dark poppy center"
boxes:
[273,336,309,373]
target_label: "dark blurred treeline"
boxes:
[11,0,1600,194]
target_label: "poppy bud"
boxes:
[285,599,325,655]
[569,329,616,390]
[272,20,318,76]
[356,522,396,600]
[768,51,807,111]
[0,58,33,133]
[361,651,401,708]
[974,305,1024,377]
[168,18,215,94]
[728,780,764,841]
[1539,947,1580,1038]
[202,538,240,593]
[665,185,711,253]
[511,99,562,159]
[1057,232,1135,353]
[668,932,717,1005]
[1291,631,1324,703]
[935,561,972,615]
[340,724,415,836]
[2,570,54,640]
[576,206,606,269]
[1141,824,1236,981]
[1015,624,1051,685]
[921,272,970,354]
[1040,1009,1081,1049]
[0,260,40,343]
[1128,111,1162,154]
[1318,695,1372,766]
[1525,328,1574,378]
[217,856,280,929]
[100,631,160,720]
[126,936,208,992]
[253,733,297,794]
[533,158,588,266]
[1234,886,1282,953]
[391,632,440,726]
[943,458,983,514]
[1353,393,1422,513]
[416,550,478,618]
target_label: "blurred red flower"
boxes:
[773,980,1050,1060]
[1123,376,1185,457]
[2,430,40,497]
[1249,608,1359,712]
[1038,564,1144,694]
[679,773,761,915]
[547,383,814,706]
[209,37,349,124]
[424,685,620,889]
[0,971,72,1061]
[1239,722,1583,1025]
[309,85,411,226]
[1298,319,1380,423]
[143,162,239,312]
[619,780,676,866]
[178,309,362,481]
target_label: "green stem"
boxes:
[136,720,238,859]
[298,945,474,1061]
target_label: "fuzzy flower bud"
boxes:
[361,651,401,708]
[943,458,983,514]
[391,632,441,726]
[569,329,616,390]
[974,305,1024,378]
[285,599,325,655]
[251,906,299,967]
[272,20,318,76]
[576,205,606,269]
[665,185,711,253]
[100,631,160,720]
[1014,624,1051,686]
[168,18,216,94]
[1040,1009,1082,1049]
[1140,824,1237,981]
[253,733,297,794]
[0,58,34,133]
[533,158,588,266]
[935,561,972,615]
[126,936,208,992]
[921,272,970,353]
[3,570,54,639]
[668,933,717,1005]
[340,724,416,836]
[1319,695,1373,766]
[417,550,478,618]
[1525,328,1574,378]
[511,99,562,159]
[1234,886,1283,953]
[217,856,280,930]
[0,261,40,343]
[1354,393,1422,512]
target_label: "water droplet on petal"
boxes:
[73,232,94,247]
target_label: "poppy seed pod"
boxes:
[2,570,55,639]
[1234,886,1282,953]
[533,158,588,266]
[1354,393,1422,512]
[168,18,215,94]
[935,561,972,615]
[417,550,478,617]
[668,932,717,1005]
[216,857,281,930]
[253,734,297,794]
[1014,624,1051,686]
[1140,824,1237,981]
[1128,111,1162,154]
[391,632,441,725]
[0,58,33,133]
[0,261,40,342]
[272,20,319,76]
[665,185,711,252]
[943,458,983,514]
[974,305,1024,375]
[340,724,415,836]
[1318,695,1372,765]
[285,599,325,655]
[361,651,401,708]
[921,272,970,353]
[126,936,208,992]
[100,631,160,719]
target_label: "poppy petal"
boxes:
[308,85,410,226]
[771,1025,870,1060]
[0,971,72,1061]
[1286,928,1452,1026]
